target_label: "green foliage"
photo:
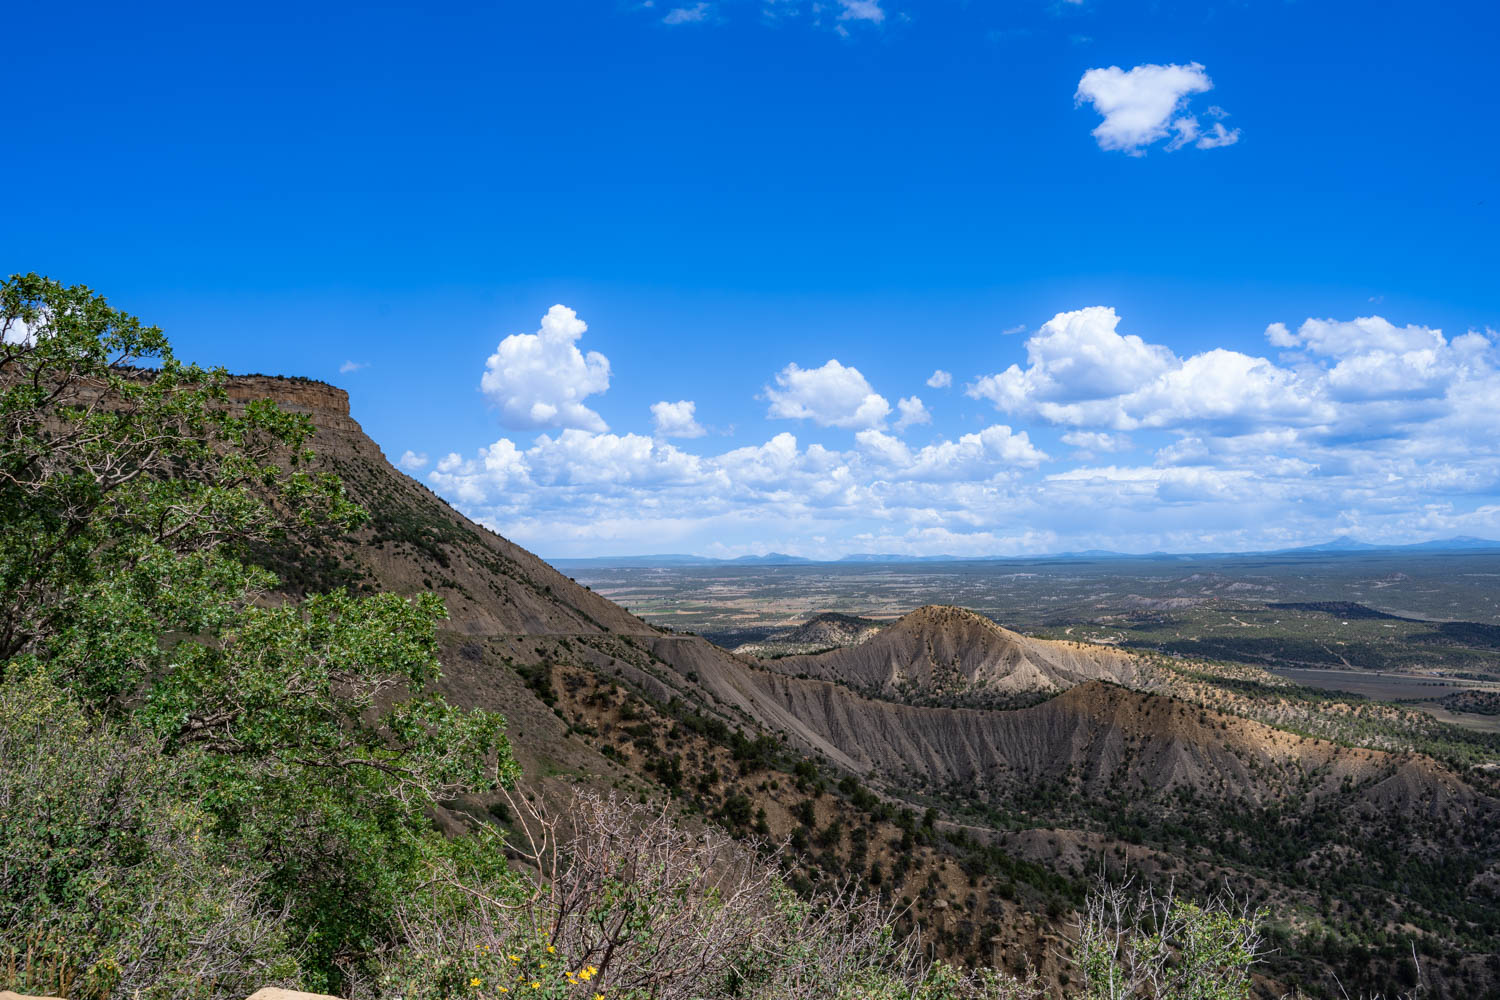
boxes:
[0,274,519,994]
[0,669,301,1000]
[0,274,359,679]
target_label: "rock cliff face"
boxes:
[225,375,352,420]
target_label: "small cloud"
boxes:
[926,369,953,389]
[1075,62,1238,155]
[1165,115,1200,152]
[766,358,891,429]
[651,399,707,438]
[894,396,931,431]
[663,2,709,23]
[339,360,368,374]
[1002,324,1027,336]
[838,0,885,22]
[398,450,430,472]
[1171,110,1239,151]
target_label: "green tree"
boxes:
[0,274,520,993]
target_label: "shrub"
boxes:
[364,789,1044,1000]
[1073,875,1265,1000]
[0,669,300,1000]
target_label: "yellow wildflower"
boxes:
[470,978,482,988]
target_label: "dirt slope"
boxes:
[763,605,1146,703]
[751,675,1487,818]
[234,375,651,637]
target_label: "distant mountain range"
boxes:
[548,536,1500,568]
[1278,534,1500,553]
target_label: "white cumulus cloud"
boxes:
[969,306,1175,415]
[971,307,1324,432]
[926,369,953,389]
[1268,315,1448,358]
[480,304,612,433]
[893,396,931,431]
[651,399,707,438]
[1075,62,1238,155]
[397,450,430,472]
[765,359,891,429]
[901,425,1048,480]
[971,306,1500,443]
[422,303,1500,558]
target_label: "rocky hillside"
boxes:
[754,674,1487,817]
[760,605,1146,707]
[244,375,1500,998]
[732,612,885,657]
[235,375,649,638]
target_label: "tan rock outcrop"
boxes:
[224,375,350,419]
[245,989,342,1000]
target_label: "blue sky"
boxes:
[5,0,1498,557]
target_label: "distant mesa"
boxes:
[1275,534,1500,554]
[728,552,814,565]
[1280,534,1384,553]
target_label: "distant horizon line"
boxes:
[546,534,1500,566]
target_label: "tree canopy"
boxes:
[1,273,518,994]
